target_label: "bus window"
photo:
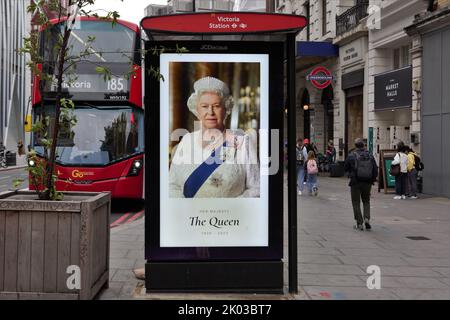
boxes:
[33,104,144,166]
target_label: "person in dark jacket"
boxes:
[303,138,314,155]
[325,141,335,162]
[344,138,378,231]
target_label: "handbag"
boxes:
[389,162,400,177]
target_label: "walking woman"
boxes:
[296,138,308,195]
[306,150,319,196]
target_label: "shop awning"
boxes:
[295,41,338,71]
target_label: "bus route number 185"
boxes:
[107,78,125,91]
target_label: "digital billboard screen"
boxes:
[145,42,284,261]
[159,54,269,247]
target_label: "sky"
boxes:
[86,0,168,24]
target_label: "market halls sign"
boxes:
[141,12,307,34]
[374,66,412,110]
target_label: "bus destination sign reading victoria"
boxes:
[49,74,129,101]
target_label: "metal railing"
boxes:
[336,1,369,37]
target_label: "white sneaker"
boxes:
[410,195,418,199]
[298,191,302,196]
[401,195,406,199]
[393,196,402,200]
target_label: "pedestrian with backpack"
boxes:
[306,150,319,196]
[344,138,378,231]
[406,147,422,199]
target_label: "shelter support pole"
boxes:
[287,33,298,294]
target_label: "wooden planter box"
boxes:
[0,190,110,300]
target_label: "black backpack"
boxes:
[354,151,374,182]
[296,146,304,165]
[414,154,424,171]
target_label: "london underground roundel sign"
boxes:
[307,66,333,89]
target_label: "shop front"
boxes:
[342,69,364,158]
[373,66,413,156]
[339,37,368,158]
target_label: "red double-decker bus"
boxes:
[31,17,144,199]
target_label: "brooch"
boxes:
[210,173,223,188]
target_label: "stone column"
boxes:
[311,103,325,153]
[296,104,305,140]
[410,34,422,154]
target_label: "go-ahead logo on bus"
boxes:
[71,170,94,178]
[307,66,334,89]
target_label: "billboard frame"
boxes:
[142,12,306,294]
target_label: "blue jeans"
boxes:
[297,165,305,192]
[307,174,318,193]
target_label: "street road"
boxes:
[0,167,145,228]
[0,167,28,193]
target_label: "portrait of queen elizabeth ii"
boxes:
[169,76,260,198]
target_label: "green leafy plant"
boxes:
[18,0,187,200]
[18,0,125,200]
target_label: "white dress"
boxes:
[169,130,260,198]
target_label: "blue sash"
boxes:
[183,142,226,198]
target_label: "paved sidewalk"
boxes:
[98,218,146,300]
[98,218,305,300]
[98,175,450,300]
[296,175,450,300]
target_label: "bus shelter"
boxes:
[141,12,306,294]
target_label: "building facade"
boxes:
[277,0,442,168]
[277,0,364,158]
[0,0,31,151]
[333,1,369,159]
[163,0,270,13]
[368,0,427,165]
[404,0,450,197]
[145,4,170,17]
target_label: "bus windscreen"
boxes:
[33,105,144,166]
